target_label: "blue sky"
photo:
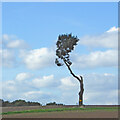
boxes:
[1,2,118,105]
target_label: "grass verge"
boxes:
[2,107,118,115]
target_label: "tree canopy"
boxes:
[55,33,79,66]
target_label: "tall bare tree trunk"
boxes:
[63,59,84,106]
[79,76,84,106]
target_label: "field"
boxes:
[1,105,119,118]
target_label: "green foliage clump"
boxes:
[55,33,79,66]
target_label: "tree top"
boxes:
[55,33,79,66]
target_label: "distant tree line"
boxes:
[46,102,63,106]
[0,99,64,107]
[0,99,41,107]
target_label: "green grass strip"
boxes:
[2,107,118,115]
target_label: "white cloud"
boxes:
[22,91,54,104]
[2,74,59,102]
[22,91,44,99]
[2,34,10,41]
[0,49,16,67]
[80,26,118,49]
[72,27,118,69]
[59,76,78,90]
[58,73,118,105]
[1,34,29,68]
[84,90,118,105]
[2,80,17,100]
[2,34,28,49]
[2,73,118,105]
[3,80,16,91]
[2,34,55,69]
[32,75,55,88]
[2,34,56,69]
[72,49,118,69]
[84,73,118,91]
[20,48,55,70]
[107,26,119,33]
[15,72,33,81]
[59,73,117,92]
[23,91,43,96]
[7,40,28,49]
[84,73,118,105]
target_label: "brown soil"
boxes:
[1,105,119,118]
[2,106,43,113]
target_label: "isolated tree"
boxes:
[55,33,84,106]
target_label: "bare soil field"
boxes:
[1,105,119,118]
[2,110,118,118]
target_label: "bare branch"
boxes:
[63,59,80,82]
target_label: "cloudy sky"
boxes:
[1,2,118,105]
